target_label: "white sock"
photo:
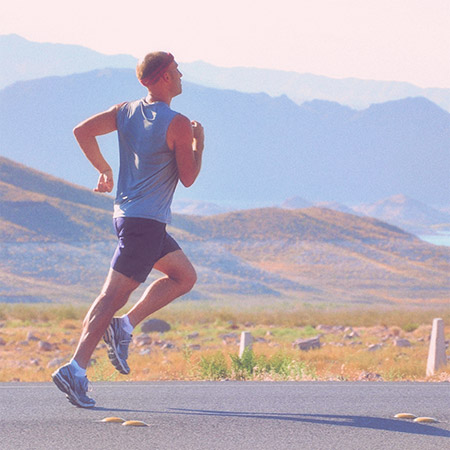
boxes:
[70,359,87,377]
[120,314,134,334]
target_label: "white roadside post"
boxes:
[239,331,253,358]
[426,318,447,376]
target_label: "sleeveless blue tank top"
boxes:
[114,99,179,223]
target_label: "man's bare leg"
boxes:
[72,269,140,368]
[126,250,196,327]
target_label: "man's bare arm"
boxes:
[73,104,122,193]
[167,114,204,187]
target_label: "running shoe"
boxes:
[52,364,95,408]
[103,317,132,374]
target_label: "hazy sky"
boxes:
[2,0,449,88]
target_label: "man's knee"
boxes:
[155,251,197,294]
[179,265,197,294]
[96,269,139,310]
[98,289,130,311]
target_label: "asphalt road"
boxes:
[0,381,449,450]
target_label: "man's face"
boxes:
[166,61,183,96]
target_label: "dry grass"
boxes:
[0,301,449,382]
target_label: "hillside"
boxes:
[172,207,410,242]
[0,157,114,242]
[1,70,449,208]
[0,157,113,211]
[173,208,450,304]
[0,157,448,305]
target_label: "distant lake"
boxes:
[419,235,450,247]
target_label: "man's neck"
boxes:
[146,91,171,106]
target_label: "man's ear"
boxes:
[162,71,171,82]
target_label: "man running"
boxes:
[52,52,204,407]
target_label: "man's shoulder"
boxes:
[117,99,138,115]
[166,113,192,150]
[123,98,145,109]
[117,98,156,120]
[169,113,190,129]
[156,102,180,116]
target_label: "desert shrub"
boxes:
[199,352,229,380]
[230,348,268,379]
[228,349,314,380]
[402,322,419,332]
[269,352,301,377]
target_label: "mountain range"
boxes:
[2,34,450,114]
[1,34,449,238]
[352,195,450,235]
[280,195,450,236]
[181,61,450,114]
[174,195,450,236]
[0,34,136,89]
[0,156,449,305]
[1,68,449,210]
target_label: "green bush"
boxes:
[199,352,229,380]
[402,323,419,332]
[230,348,268,379]
[269,352,295,377]
[228,349,314,380]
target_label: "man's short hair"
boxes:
[136,52,174,86]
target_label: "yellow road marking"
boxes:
[122,420,149,427]
[413,417,438,423]
[394,413,417,419]
[100,417,125,423]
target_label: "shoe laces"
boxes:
[118,335,132,358]
[119,335,132,345]
[79,375,93,394]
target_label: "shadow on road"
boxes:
[89,404,449,438]
[167,408,450,438]
[92,406,157,413]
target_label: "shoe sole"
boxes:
[52,372,95,409]
[104,326,130,375]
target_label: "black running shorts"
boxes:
[111,217,181,283]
